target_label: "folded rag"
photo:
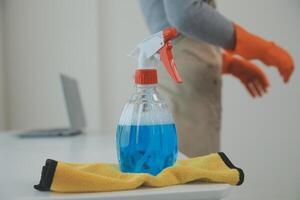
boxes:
[34,152,244,193]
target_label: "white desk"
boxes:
[0,131,231,200]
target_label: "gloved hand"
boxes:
[222,51,270,98]
[228,24,294,83]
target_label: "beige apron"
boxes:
[157,36,222,157]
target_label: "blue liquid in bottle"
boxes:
[116,123,178,175]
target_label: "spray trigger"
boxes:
[131,27,183,83]
[159,42,182,83]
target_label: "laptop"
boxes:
[18,74,86,138]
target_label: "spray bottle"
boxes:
[116,28,182,175]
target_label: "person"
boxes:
[139,0,294,157]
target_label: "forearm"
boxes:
[163,0,235,49]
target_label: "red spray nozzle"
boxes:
[160,28,182,83]
[163,28,177,42]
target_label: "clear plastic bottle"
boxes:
[116,28,180,176]
[116,82,178,176]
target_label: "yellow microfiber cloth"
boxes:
[34,152,244,193]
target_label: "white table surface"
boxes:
[0,131,231,200]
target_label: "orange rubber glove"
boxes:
[222,51,270,98]
[228,24,294,83]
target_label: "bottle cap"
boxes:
[135,69,158,85]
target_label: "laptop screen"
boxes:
[60,74,86,131]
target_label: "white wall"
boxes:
[218,0,300,199]
[2,0,147,133]
[3,0,101,130]
[0,0,6,130]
